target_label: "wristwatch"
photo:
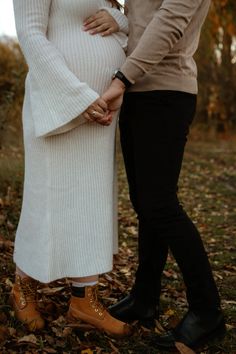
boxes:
[112,70,132,88]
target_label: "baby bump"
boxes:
[50,31,126,94]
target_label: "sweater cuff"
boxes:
[120,58,146,84]
[32,85,100,138]
[100,7,129,34]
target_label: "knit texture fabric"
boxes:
[13,0,127,283]
[121,0,210,94]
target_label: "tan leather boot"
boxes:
[67,285,132,337]
[10,275,45,331]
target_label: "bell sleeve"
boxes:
[13,0,100,137]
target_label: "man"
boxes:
[85,0,226,350]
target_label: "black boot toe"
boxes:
[109,293,159,327]
[153,310,226,350]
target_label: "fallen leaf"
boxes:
[39,286,65,295]
[226,323,236,330]
[109,340,119,353]
[0,325,9,344]
[43,348,58,354]
[154,320,165,334]
[224,300,236,305]
[8,327,17,336]
[81,349,94,354]
[18,334,38,345]
[175,342,196,354]
[5,278,13,287]
[0,312,8,324]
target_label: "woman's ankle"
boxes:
[70,274,99,289]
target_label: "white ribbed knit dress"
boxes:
[13,0,128,283]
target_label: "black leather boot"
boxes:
[109,293,159,328]
[152,309,226,350]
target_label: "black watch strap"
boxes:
[114,70,132,88]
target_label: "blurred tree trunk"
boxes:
[218,25,236,132]
[196,0,236,134]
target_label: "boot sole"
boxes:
[66,310,132,338]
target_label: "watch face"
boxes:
[112,69,119,80]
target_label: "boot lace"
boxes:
[20,279,38,303]
[89,286,105,315]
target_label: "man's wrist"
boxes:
[112,78,126,91]
[112,70,132,89]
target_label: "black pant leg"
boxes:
[119,90,221,311]
[119,95,168,306]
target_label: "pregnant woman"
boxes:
[11,0,130,336]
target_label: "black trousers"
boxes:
[119,90,221,311]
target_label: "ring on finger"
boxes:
[91,110,97,117]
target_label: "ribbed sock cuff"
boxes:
[71,281,98,297]
[71,286,86,298]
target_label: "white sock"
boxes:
[71,280,98,288]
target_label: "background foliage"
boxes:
[0,0,236,148]
[0,39,27,148]
[196,0,236,134]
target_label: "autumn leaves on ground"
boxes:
[0,139,236,354]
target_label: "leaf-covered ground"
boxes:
[0,139,236,354]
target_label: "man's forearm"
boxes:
[121,0,204,84]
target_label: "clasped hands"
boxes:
[82,79,126,126]
[81,9,126,126]
[82,98,112,126]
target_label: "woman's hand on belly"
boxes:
[83,10,119,36]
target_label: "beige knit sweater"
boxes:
[121,0,211,94]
